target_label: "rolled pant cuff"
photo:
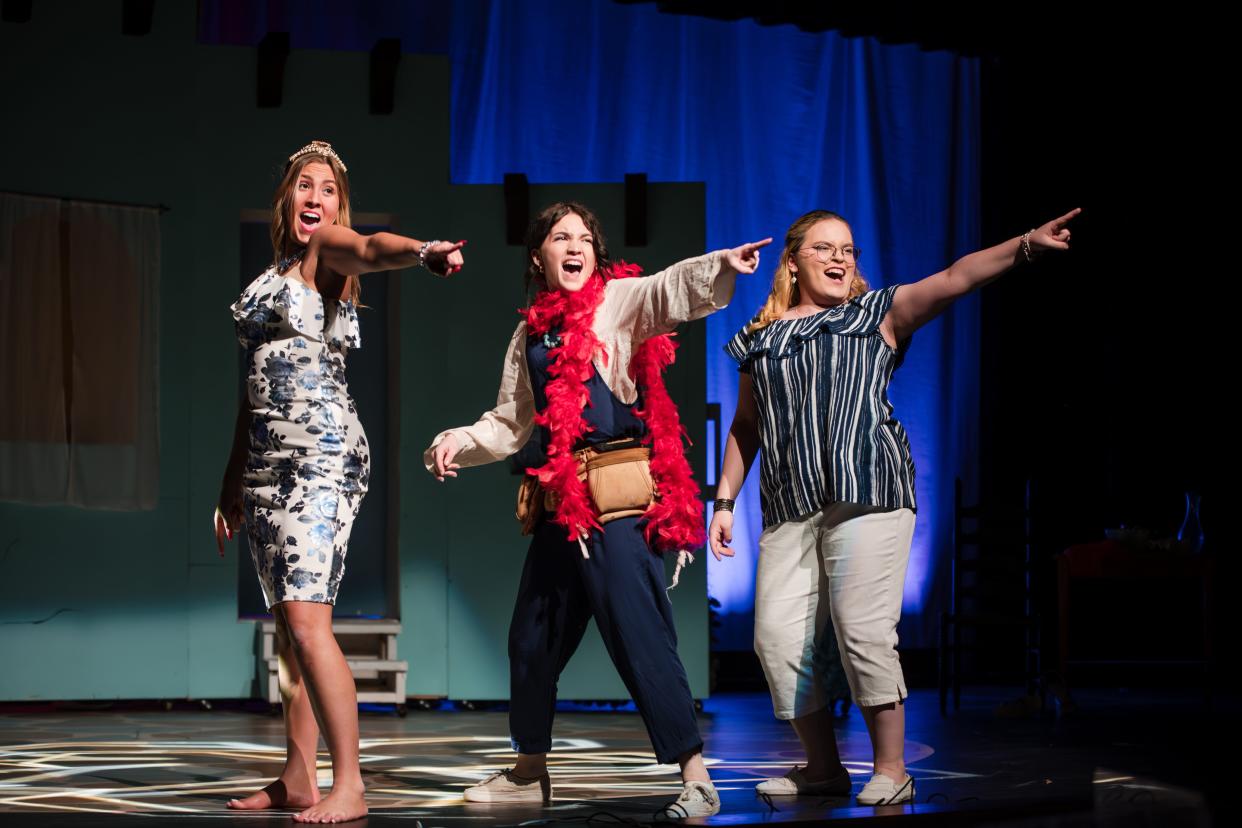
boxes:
[510,737,552,756]
[853,691,906,708]
[773,699,831,721]
[655,737,704,766]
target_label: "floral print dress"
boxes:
[230,264,370,607]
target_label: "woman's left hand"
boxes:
[1029,208,1081,254]
[708,509,736,562]
[425,240,467,277]
[725,238,773,275]
[213,501,244,558]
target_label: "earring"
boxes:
[790,271,798,284]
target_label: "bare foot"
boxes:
[293,786,367,823]
[227,778,320,811]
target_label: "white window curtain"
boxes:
[0,192,160,509]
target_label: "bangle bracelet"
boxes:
[713,498,736,513]
[418,239,442,269]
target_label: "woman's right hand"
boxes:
[424,240,466,277]
[214,476,245,557]
[708,509,736,562]
[431,433,461,481]
[724,238,773,276]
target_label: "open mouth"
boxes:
[562,260,585,276]
[825,266,846,282]
[298,211,322,233]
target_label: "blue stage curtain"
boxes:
[450,1,980,650]
[201,0,981,650]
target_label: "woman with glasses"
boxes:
[708,207,1079,805]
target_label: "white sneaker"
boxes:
[755,765,852,797]
[463,768,552,803]
[856,772,914,805]
[662,780,721,817]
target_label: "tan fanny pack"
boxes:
[515,443,655,536]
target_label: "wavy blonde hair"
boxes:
[270,148,359,305]
[748,210,868,333]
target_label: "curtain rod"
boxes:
[1,190,171,214]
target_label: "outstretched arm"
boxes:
[885,208,1080,342]
[606,238,773,342]
[307,225,465,278]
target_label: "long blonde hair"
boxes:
[270,148,359,305]
[748,210,868,333]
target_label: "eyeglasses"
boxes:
[798,243,860,263]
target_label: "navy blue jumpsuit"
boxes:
[506,330,702,764]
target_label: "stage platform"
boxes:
[0,689,1217,826]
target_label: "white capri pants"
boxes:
[754,502,916,717]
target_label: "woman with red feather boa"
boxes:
[425,202,769,817]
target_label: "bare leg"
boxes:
[513,752,547,778]
[512,718,711,787]
[280,601,368,824]
[860,701,905,782]
[789,705,847,780]
[228,608,321,810]
[677,748,712,784]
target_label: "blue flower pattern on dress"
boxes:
[231,265,369,607]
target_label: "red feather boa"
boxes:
[521,263,706,554]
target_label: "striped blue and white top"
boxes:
[725,285,917,529]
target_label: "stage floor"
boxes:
[0,689,1216,826]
